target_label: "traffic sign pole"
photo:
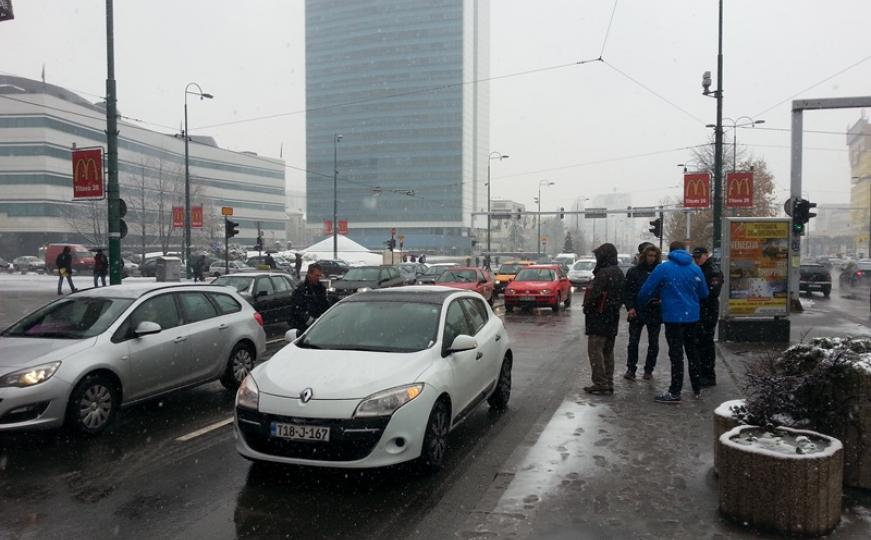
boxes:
[105,0,122,285]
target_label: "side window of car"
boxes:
[390,267,400,280]
[210,293,242,314]
[178,292,219,323]
[255,276,275,296]
[443,300,473,349]
[461,298,488,335]
[271,276,291,292]
[114,293,181,341]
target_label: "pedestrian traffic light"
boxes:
[559,207,565,219]
[649,218,663,238]
[225,219,239,239]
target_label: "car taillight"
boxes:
[857,271,864,277]
[253,312,264,327]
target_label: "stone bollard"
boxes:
[713,399,745,476]
[719,425,843,537]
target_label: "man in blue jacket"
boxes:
[637,241,709,403]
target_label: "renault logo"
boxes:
[300,388,313,403]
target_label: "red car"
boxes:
[435,266,495,304]
[504,264,572,312]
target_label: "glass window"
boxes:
[515,268,555,282]
[178,292,218,323]
[211,293,242,314]
[438,270,477,282]
[271,275,292,292]
[342,268,381,281]
[255,276,275,296]
[443,300,473,348]
[212,275,254,293]
[2,297,134,340]
[117,294,181,340]
[461,298,489,334]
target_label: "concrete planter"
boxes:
[718,425,843,536]
[713,399,745,475]
[827,367,871,489]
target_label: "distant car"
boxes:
[43,243,95,273]
[503,264,572,312]
[494,262,528,294]
[554,253,579,267]
[839,261,871,289]
[0,256,12,273]
[315,259,351,280]
[416,263,458,285]
[799,264,832,297]
[210,260,255,277]
[123,258,139,278]
[396,263,428,284]
[328,266,405,303]
[139,258,159,277]
[567,258,596,288]
[246,255,292,274]
[435,267,495,304]
[0,283,267,434]
[212,272,296,324]
[12,256,46,274]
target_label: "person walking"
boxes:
[582,243,625,395]
[294,252,303,280]
[638,241,708,403]
[692,247,723,387]
[56,246,77,294]
[622,245,662,380]
[193,254,207,282]
[93,248,108,287]
[289,262,330,333]
[265,252,277,270]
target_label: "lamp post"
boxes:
[705,117,765,172]
[537,179,555,256]
[487,152,509,256]
[184,82,213,279]
[333,133,343,260]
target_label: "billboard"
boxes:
[683,173,711,208]
[724,218,790,317]
[71,147,104,200]
[192,205,204,228]
[172,206,184,228]
[726,172,754,208]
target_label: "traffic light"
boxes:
[225,219,239,239]
[559,207,565,219]
[254,235,263,251]
[386,238,396,250]
[515,209,522,221]
[792,198,817,235]
[649,218,663,238]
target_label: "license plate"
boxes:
[519,296,535,301]
[270,422,330,442]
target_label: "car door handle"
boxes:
[174,336,187,343]
[495,335,502,342]
[476,351,483,360]
[218,323,229,330]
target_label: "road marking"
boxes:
[176,417,234,442]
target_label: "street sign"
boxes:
[338,220,349,235]
[119,220,128,239]
[726,172,754,208]
[221,206,234,216]
[119,198,127,218]
[683,173,711,208]
[783,198,794,217]
[192,205,204,228]
[172,206,184,228]
[629,206,657,218]
[71,147,104,200]
[584,208,607,219]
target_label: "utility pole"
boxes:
[711,0,725,256]
[333,133,342,260]
[104,0,122,284]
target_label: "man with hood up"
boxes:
[622,245,662,380]
[638,241,708,403]
[582,243,625,395]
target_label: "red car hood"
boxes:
[437,282,480,291]
[507,280,556,291]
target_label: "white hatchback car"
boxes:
[234,286,513,470]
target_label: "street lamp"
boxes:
[537,179,555,256]
[706,117,765,172]
[487,151,509,257]
[184,82,213,279]
[333,133,343,260]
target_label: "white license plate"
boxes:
[519,296,535,301]
[270,422,330,442]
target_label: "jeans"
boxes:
[588,335,616,389]
[696,318,717,383]
[58,272,76,293]
[626,317,660,374]
[664,323,701,396]
[93,272,107,287]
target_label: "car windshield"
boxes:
[515,269,555,281]
[1,297,134,339]
[424,265,453,275]
[212,275,254,292]
[299,301,441,353]
[498,264,521,274]
[573,260,595,271]
[437,270,477,282]
[341,268,382,281]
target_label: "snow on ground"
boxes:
[0,273,162,292]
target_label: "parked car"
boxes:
[503,264,572,312]
[246,254,292,273]
[567,258,596,288]
[234,287,513,470]
[315,259,351,280]
[139,258,159,277]
[799,263,832,297]
[12,256,46,274]
[122,258,140,278]
[0,283,267,433]
[435,267,495,304]
[328,266,405,303]
[0,256,13,273]
[494,262,528,294]
[554,253,579,267]
[43,243,95,273]
[210,260,255,277]
[396,263,428,285]
[416,263,458,285]
[212,272,296,325]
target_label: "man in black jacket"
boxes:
[56,246,77,294]
[692,247,723,387]
[289,263,329,333]
[622,245,662,380]
[582,243,625,395]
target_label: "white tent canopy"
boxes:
[279,235,383,267]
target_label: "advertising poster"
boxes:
[71,147,104,200]
[683,172,711,208]
[726,219,789,317]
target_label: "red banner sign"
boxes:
[338,220,348,235]
[324,220,333,235]
[726,172,754,208]
[172,206,184,228]
[71,147,104,200]
[684,173,711,208]
[192,205,204,228]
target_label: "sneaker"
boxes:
[654,391,681,404]
[693,392,701,400]
[642,371,653,380]
[623,370,636,380]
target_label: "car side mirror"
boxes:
[285,328,298,343]
[447,334,477,354]
[134,321,162,337]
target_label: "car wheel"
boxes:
[220,342,256,390]
[488,355,512,411]
[66,373,119,435]
[551,298,560,312]
[823,286,831,298]
[419,399,450,472]
[505,304,514,313]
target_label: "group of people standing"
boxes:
[55,246,109,294]
[582,240,722,403]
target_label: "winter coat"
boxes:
[623,261,661,324]
[93,253,108,274]
[698,258,723,322]
[289,278,330,332]
[637,249,708,324]
[583,243,625,337]
[55,252,72,273]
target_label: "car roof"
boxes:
[214,272,291,277]
[70,283,236,299]
[343,286,462,304]
[528,264,560,270]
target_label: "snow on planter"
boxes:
[713,399,747,475]
[718,425,843,536]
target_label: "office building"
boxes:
[848,115,871,256]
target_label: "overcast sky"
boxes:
[1,0,868,213]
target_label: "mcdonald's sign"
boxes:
[172,206,184,228]
[192,205,204,228]
[338,220,348,235]
[71,147,104,200]
[683,173,711,208]
[726,172,754,208]
[324,220,333,235]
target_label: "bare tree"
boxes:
[59,200,108,247]
[119,156,186,257]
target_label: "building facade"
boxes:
[305,0,488,252]
[0,75,286,259]
[848,115,871,257]
[488,199,528,253]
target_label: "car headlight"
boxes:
[327,287,336,293]
[357,287,371,293]
[495,279,501,284]
[0,361,61,388]
[236,375,260,410]
[540,289,552,294]
[504,289,515,295]
[354,384,424,417]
